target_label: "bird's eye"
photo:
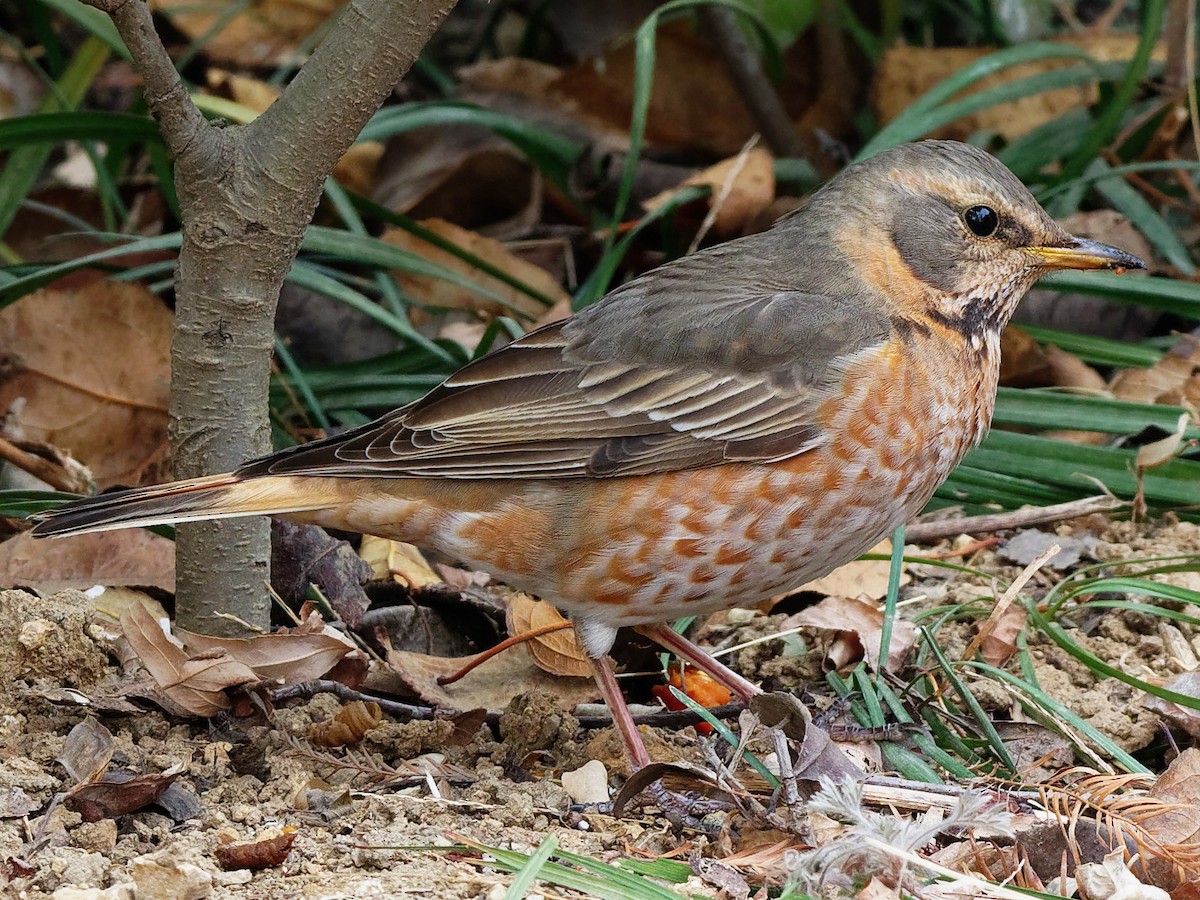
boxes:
[964,205,999,237]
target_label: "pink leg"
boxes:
[586,652,652,770]
[638,624,761,701]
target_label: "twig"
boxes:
[82,0,207,159]
[960,543,1060,663]
[434,621,572,685]
[905,495,1123,544]
[0,436,91,494]
[688,134,758,254]
[269,679,746,729]
[699,5,801,158]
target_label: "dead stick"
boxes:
[0,436,90,494]
[435,621,573,685]
[905,495,1123,544]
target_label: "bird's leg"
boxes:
[584,649,653,770]
[637,623,760,701]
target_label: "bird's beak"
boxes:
[1025,237,1146,272]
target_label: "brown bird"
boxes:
[32,141,1143,775]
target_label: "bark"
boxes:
[90,0,458,634]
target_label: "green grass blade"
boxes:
[0,233,183,307]
[34,0,131,61]
[1016,325,1163,368]
[858,43,1102,159]
[504,834,558,900]
[0,37,111,239]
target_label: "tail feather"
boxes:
[28,473,336,538]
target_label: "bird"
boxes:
[31,140,1144,778]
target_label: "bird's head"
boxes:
[809,140,1145,337]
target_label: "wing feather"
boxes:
[240,241,893,481]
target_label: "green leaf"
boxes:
[0,37,111,240]
[34,0,131,61]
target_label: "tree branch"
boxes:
[90,0,206,159]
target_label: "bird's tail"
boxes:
[28,473,338,538]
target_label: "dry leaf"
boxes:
[978,600,1028,668]
[1136,412,1191,470]
[359,534,443,589]
[787,595,916,672]
[0,529,175,593]
[308,700,383,748]
[0,282,171,488]
[384,640,597,714]
[58,718,115,785]
[119,601,256,716]
[643,146,775,236]
[177,626,355,685]
[999,326,1051,387]
[383,219,569,325]
[152,0,340,66]
[66,766,182,823]
[798,540,908,602]
[1111,334,1200,407]
[372,121,540,237]
[874,35,1165,142]
[215,826,298,871]
[505,593,590,678]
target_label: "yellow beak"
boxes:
[1025,237,1146,272]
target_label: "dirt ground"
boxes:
[2,516,1198,898]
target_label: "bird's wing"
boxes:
[245,253,892,480]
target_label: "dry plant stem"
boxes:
[905,495,1122,544]
[699,5,802,158]
[89,0,457,634]
[271,678,747,729]
[960,543,1060,662]
[0,436,89,494]
[434,621,573,685]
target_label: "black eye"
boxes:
[964,205,999,237]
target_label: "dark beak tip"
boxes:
[1065,236,1147,272]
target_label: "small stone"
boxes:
[561,760,610,805]
[130,852,212,900]
[52,886,135,900]
[71,820,118,853]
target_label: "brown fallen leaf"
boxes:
[977,600,1028,669]
[152,0,338,66]
[308,700,383,748]
[215,826,298,871]
[383,219,569,329]
[359,534,443,590]
[58,718,115,786]
[505,593,590,678]
[786,595,916,673]
[0,281,171,488]
[67,771,178,823]
[177,621,356,686]
[66,766,182,823]
[372,121,542,238]
[0,529,176,593]
[874,35,1165,143]
[120,601,257,716]
[797,540,908,602]
[643,146,776,238]
[1111,334,1200,407]
[384,638,598,714]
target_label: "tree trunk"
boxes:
[94,0,459,634]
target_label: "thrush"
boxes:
[32,140,1144,776]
